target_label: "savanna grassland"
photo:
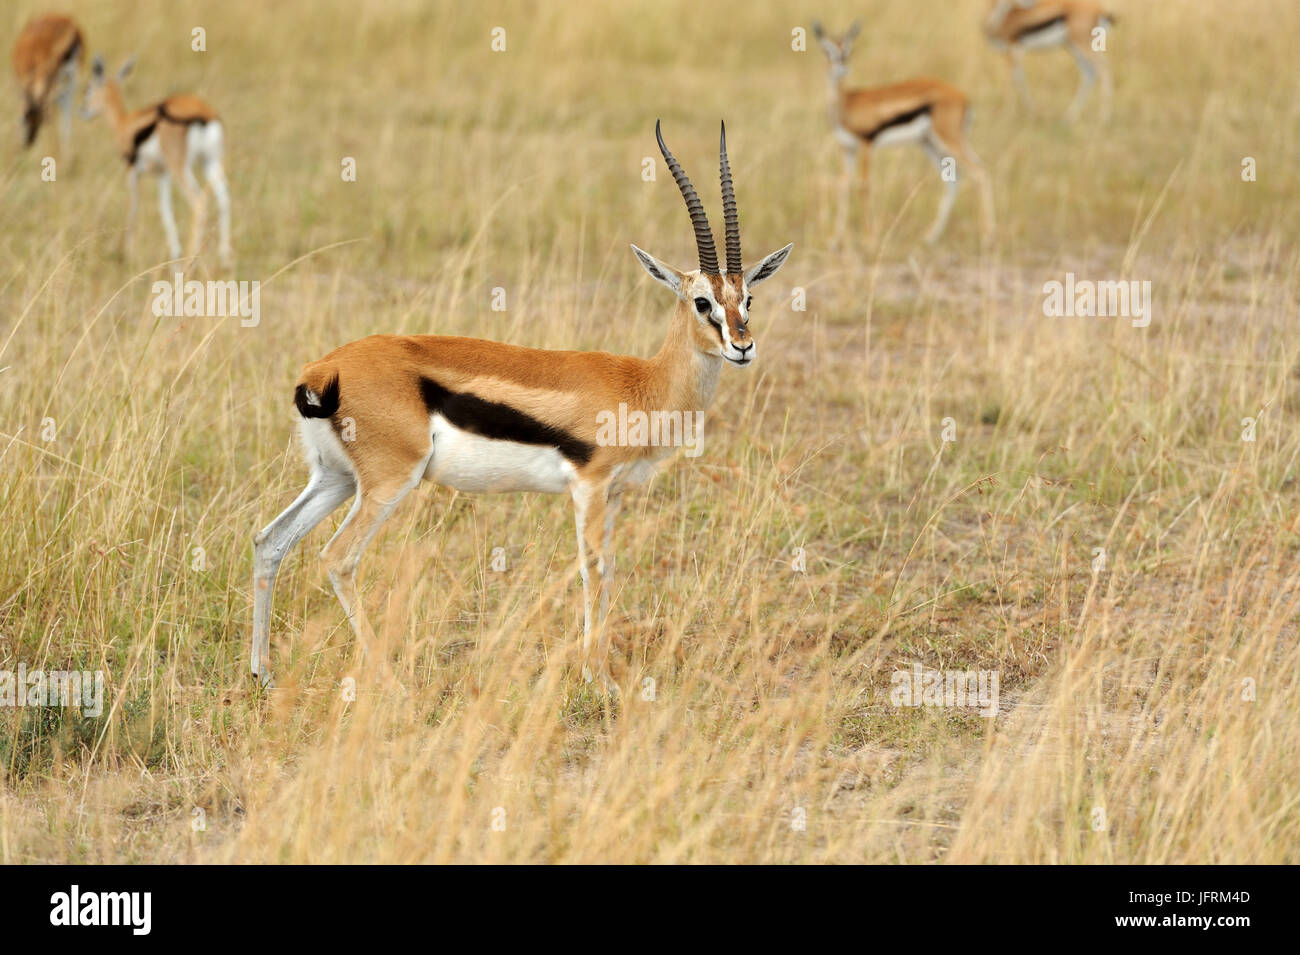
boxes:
[1,0,1298,863]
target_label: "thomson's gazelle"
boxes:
[984,0,1115,123]
[82,56,233,265]
[250,122,792,693]
[12,13,84,159]
[812,21,993,245]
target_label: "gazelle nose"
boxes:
[736,341,753,353]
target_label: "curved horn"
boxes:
[656,119,719,275]
[719,121,742,275]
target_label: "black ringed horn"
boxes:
[655,119,719,275]
[719,120,742,275]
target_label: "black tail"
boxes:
[294,375,340,418]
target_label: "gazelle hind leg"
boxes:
[1008,48,1034,113]
[919,134,959,245]
[251,472,356,683]
[1065,44,1098,124]
[319,464,424,668]
[178,162,209,259]
[956,112,995,240]
[204,156,233,266]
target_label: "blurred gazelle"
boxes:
[812,21,993,245]
[12,13,84,158]
[250,122,792,693]
[984,0,1116,123]
[82,56,233,265]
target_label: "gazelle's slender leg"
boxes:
[251,472,355,683]
[122,166,140,260]
[55,63,75,166]
[597,488,623,679]
[834,140,857,245]
[157,172,182,260]
[920,132,959,245]
[1065,44,1098,124]
[204,157,233,266]
[857,145,875,242]
[178,161,209,259]
[1097,52,1114,124]
[319,466,423,665]
[1008,48,1033,112]
[572,477,617,694]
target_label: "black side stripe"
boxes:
[158,103,210,126]
[862,104,931,142]
[1015,14,1067,41]
[419,377,595,466]
[124,116,158,165]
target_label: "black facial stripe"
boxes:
[862,104,931,142]
[706,315,727,345]
[419,377,595,466]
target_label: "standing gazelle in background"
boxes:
[249,122,792,693]
[12,13,84,159]
[82,55,233,265]
[812,21,993,245]
[984,0,1116,124]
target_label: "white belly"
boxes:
[1018,21,1069,51]
[874,112,932,148]
[423,416,576,494]
[135,133,165,172]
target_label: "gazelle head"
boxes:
[812,20,861,82]
[81,54,134,119]
[631,121,792,368]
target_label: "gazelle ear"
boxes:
[117,55,136,80]
[811,20,825,40]
[845,20,863,41]
[744,244,793,288]
[630,245,685,297]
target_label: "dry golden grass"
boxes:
[1,0,1297,863]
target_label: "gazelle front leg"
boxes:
[122,166,140,260]
[572,477,617,695]
[833,134,858,246]
[1008,47,1034,113]
[157,172,182,260]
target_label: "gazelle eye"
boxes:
[745,296,753,310]
[694,297,711,315]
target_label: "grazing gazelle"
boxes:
[812,21,993,245]
[82,55,233,265]
[12,13,84,158]
[984,0,1116,123]
[250,122,792,693]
